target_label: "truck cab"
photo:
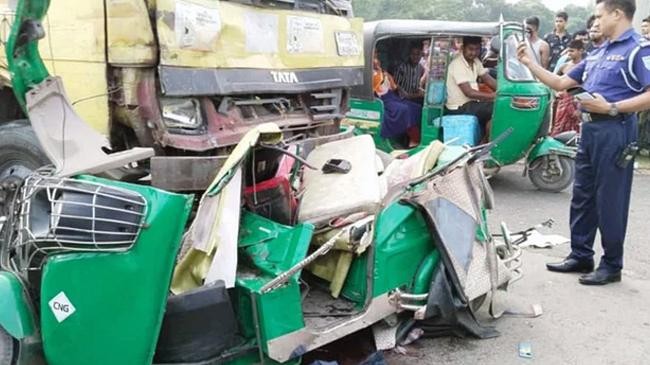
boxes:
[0,0,364,197]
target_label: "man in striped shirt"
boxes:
[395,44,426,102]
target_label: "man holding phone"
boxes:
[517,0,650,285]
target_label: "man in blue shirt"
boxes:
[544,11,572,71]
[517,0,650,285]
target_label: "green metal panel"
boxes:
[239,213,314,280]
[235,212,313,352]
[420,106,442,145]
[412,250,440,295]
[39,176,193,365]
[527,136,576,163]
[372,203,435,297]
[0,271,35,339]
[346,98,384,122]
[6,0,51,108]
[345,98,395,152]
[235,281,304,352]
[340,202,435,302]
[340,253,367,304]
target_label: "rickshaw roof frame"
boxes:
[352,19,524,100]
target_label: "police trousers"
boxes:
[569,116,637,272]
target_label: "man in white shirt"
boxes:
[525,16,551,69]
[445,36,497,134]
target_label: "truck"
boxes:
[0,0,364,208]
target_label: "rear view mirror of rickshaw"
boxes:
[345,20,577,192]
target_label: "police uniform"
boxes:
[565,29,650,274]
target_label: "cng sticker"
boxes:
[48,292,76,323]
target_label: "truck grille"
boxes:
[307,89,343,122]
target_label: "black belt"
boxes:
[581,112,629,123]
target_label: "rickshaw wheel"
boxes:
[0,327,16,365]
[529,155,575,193]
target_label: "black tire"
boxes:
[0,326,15,365]
[0,120,50,213]
[529,155,575,193]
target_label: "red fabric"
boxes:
[407,126,421,145]
[551,93,580,136]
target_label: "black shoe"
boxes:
[546,258,594,273]
[579,270,622,285]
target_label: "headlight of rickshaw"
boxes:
[161,98,203,130]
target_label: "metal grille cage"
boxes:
[2,173,147,274]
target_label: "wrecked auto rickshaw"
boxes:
[0,126,524,365]
[345,20,577,192]
[0,3,522,365]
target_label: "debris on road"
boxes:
[518,342,533,359]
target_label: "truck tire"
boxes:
[0,327,16,365]
[0,120,50,213]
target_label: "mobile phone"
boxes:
[322,159,351,174]
[574,92,596,101]
[567,87,595,100]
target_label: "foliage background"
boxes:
[353,0,595,36]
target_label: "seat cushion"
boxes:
[298,135,382,225]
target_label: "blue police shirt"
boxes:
[567,28,650,103]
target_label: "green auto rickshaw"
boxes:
[345,20,577,192]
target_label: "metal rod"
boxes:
[398,293,429,301]
[399,304,427,312]
[250,293,266,365]
[258,143,317,170]
[50,214,144,227]
[260,230,344,293]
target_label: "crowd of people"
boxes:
[519,11,650,142]
[371,9,650,150]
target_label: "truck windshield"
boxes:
[224,0,353,16]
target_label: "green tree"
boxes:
[352,0,593,39]
[561,4,596,34]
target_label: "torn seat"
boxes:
[306,215,374,298]
[298,135,383,226]
[26,76,154,177]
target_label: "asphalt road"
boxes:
[386,164,650,365]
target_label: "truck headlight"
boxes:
[161,98,203,129]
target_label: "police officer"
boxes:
[517,0,650,285]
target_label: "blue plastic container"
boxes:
[438,115,481,146]
[426,81,446,105]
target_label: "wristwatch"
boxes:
[608,102,619,117]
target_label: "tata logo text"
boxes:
[271,71,299,84]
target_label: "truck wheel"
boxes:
[0,327,16,365]
[0,120,50,213]
[528,155,574,193]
